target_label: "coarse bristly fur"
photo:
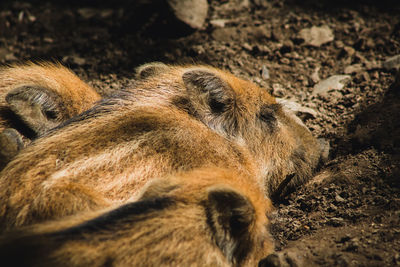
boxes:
[0,168,273,267]
[0,62,101,168]
[0,62,323,232]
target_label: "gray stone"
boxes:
[298,25,334,47]
[277,98,319,118]
[311,67,321,83]
[344,64,363,74]
[383,54,400,70]
[335,194,346,203]
[167,0,208,29]
[312,75,351,96]
[261,65,270,80]
[209,19,227,28]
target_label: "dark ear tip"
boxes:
[207,186,255,228]
[135,62,168,80]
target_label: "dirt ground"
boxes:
[0,0,399,266]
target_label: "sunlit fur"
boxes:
[0,62,100,134]
[0,168,273,267]
[0,63,321,231]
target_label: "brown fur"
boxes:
[0,62,101,164]
[0,168,273,267]
[0,62,100,132]
[0,63,322,232]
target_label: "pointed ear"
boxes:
[206,186,256,264]
[138,178,180,200]
[6,85,66,136]
[182,70,235,115]
[135,62,169,80]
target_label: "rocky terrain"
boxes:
[0,0,399,266]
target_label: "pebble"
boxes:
[312,75,351,97]
[261,65,270,80]
[339,46,355,58]
[344,64,363,74]
[242,42,253,51]
[272,83,285,97]
[328,217,345,227]
[382,54,400,70]
[298,25,334,47]
[335,194,346,203]
[311,67,321,83]
[62,55,86,66]
[209,19,228,28]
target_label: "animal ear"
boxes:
[138,178,180,200]
[135,62,169,80]
[206,186,255,264]
[182,70,235,115]
[6,85,66,136]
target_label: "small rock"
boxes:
[77,8,97,19]
[277,98,319,119]
[383,54,400,70]
[335,40,344,49]
[335,194,346,202]
[344,64,363,74]
[364,60,381,70]
[167,0,208,29]
[255,44,271,54]
[43,37,54,43]
[271,27,284,42]
[328,203,338,212]
[261,65,270,80]
[0,48,9,60]
[311,67,320,83]
[298,25,334,47]
[4,53,17,61]
[209,19,227,28]
[328,217,345,227]
[280,58,290,65]
[272,83,286,97]
[318,138,330,162]
[62,55,86,66]
[312,75,351,97]
[393,253,400,265]
[251,25,272,40]
[242,42,253,51]
[339,46,355,58]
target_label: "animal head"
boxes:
[136,63,323,198]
